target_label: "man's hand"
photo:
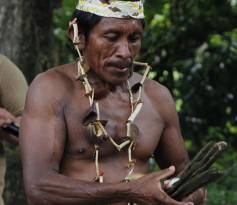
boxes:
[0,107,16,128]
[129,166,194,205]
[181,188,207,205]
[0,107,19,144]
[163,178,206,205]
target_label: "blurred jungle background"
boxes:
[0,0,237,204]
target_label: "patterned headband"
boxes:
[76,0,144,19]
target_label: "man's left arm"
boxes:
[149,83,205,205]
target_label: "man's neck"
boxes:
[87,70,128,99]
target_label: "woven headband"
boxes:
[76,0,144,19]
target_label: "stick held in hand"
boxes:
[165,141,228,199]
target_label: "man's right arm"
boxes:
[20,72,191,205]
[20,72,132,205]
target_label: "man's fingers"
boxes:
[160,191,194,205]
[185,202,194,205]
[184,202,194,205]
[0,119,14,128]
[0,119,4,126]
[182,194,194,203]
[178,201,194,205]
[157,166,176,180]
[0,109,15,121]
[165,196,194,205]
[181,188,206,205]
[0,120,9,127]
[172,201,194,205]
[0,108,16,127]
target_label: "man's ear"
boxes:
[68,19,86,50]
[76,34,86,50]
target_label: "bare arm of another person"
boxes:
[20,72,192,205]
[147,81,206,205]
[0,54,28,144]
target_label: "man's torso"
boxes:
[48,63,165,184]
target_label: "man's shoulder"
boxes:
[134,72,177,121]
[27,63,76,103]
[32,63,75,89]
[132,72,172,102]
[146,78,172,101]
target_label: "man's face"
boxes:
[82,17,143,85]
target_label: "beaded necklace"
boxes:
[71,20,151,205]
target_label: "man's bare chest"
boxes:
[63,93,164,160]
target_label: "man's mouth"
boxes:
[114,66,129,72]
[106,60,133,73]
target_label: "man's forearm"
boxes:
[26,173,132,205]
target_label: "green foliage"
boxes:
[206,163,237,205]
[53,0,77,45]
[141,1,237,204]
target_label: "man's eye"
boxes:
[104,34,119,42]
[129,35,141,43]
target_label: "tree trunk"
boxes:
[0,0,57,82]
[0,1,60,204]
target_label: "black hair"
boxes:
[71,9,145,40]
[72,10,102,40]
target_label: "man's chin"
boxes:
[107,77,128,85]
[98,70,132,85]
[108,73,132,85]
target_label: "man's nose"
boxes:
[116,41,132,59]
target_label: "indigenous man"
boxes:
[20,1,205,205]
[0,54,28,205]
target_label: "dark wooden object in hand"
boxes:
[166,141,228,199]
[1,123,19,137]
